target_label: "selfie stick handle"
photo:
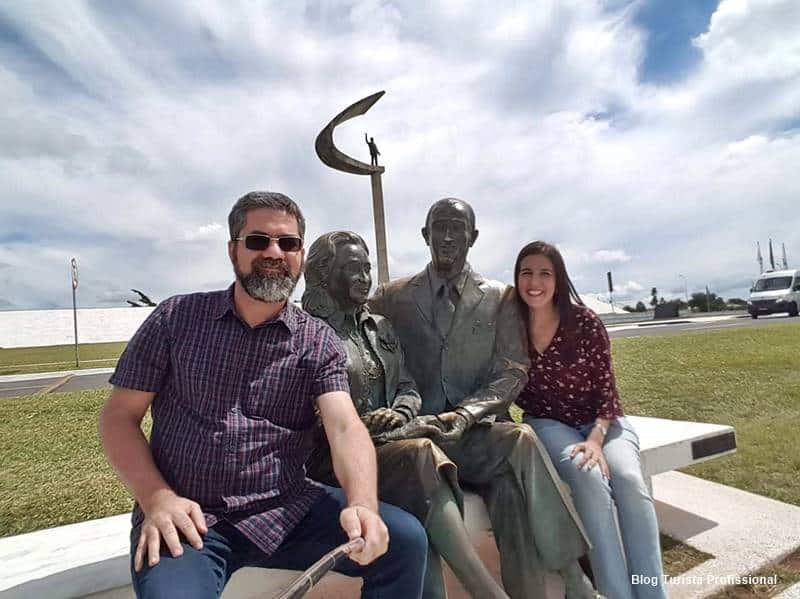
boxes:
[273,537,365,599]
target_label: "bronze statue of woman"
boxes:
[303,231,508,599]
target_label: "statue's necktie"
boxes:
[436,283,457,336]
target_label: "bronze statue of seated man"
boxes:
[369,198,600,599]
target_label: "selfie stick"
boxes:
[273,537,365,599]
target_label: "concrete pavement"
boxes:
[777,583,800,598]
[653,471,800,598]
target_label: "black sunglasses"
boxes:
[235,234,303,252]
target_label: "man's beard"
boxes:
[234,257,301,303]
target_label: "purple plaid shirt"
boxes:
[110,285,349,555]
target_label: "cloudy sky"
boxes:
[1,0,798,311]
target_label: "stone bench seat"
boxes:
[0,416,736,599]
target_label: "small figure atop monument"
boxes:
[365,133,380,166]
[314,91,389,283]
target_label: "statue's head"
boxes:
[303,231,372,318]
[422,198,478,279]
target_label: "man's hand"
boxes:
[361,408,406,435]
[133,489,208,572]
[430,411,470,443]
[339,505,389,565]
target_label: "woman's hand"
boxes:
[361,408,406,435]
[570,440,610,480]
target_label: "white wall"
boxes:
[0,307,154,348]
[579,293,615,314]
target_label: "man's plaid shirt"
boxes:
[110,285,349,555]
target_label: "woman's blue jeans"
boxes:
[130,485,427,599]
[524,416,667,599]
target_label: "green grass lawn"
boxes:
[612,322,800,507]
[1,322,798,541]
[0,342,127,375]
[0,389,150,536]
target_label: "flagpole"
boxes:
[769,238,775,270]
[757,241,763,274]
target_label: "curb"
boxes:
[0,367,115,384]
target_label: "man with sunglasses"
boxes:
[99,191,427,599]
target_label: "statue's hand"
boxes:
[427,411,470,443]
[373,415,446,443]
[362,408,407,435]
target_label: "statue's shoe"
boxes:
[561,562,602,599]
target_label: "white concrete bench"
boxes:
[0,416,736,599]
[627,415,736,492]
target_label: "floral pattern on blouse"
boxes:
[516,304,624,427]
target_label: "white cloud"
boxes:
[582,279,644,303]
[0,0,798,310]
[584,250,632,265]
[615,280,644,296]
[695,0,800,81]
[183,223,226,241]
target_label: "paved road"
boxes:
[608,313,799,338]
[0,368,113,399]
[1,314,798,398]
[0,375,68,399]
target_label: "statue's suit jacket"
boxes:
[369,266,530,422]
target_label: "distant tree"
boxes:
[623,301,652,313]
[650,287,658,307]
[688,291,726,312]
[727,297,747,307]
[711,294,726,311]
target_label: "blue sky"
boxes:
[634,0,720,83]
[1,0,799,311]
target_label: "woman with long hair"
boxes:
[512,240,666,599]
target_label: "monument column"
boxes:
[315,91,391,284]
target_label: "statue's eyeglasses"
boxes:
[235,234,303,252]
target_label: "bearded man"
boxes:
[99,191,427,599]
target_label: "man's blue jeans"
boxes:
[130,485,428,599]
[525,416,667,599]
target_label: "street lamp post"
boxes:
[70,258,79,367]
[678,274,688,310]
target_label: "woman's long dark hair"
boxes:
[513,241,584,352]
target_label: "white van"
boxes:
[748,269,800,318]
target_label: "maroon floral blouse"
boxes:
[516,304,624,428]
